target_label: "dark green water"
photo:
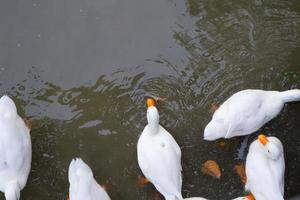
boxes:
[0,0,300,199]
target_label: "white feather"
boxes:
[204,89,300,140]
[185,196,251,200]
[137,106,182,200]
[68,158,111,200]
[245,136,285,200]
[0,95,31,200]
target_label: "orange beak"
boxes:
[246,194,255,200]
[258,134,269,146]
[147,98,156,108]
[245,194,255,200]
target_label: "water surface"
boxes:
[0,0,300,199]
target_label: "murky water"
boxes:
[0,0,300,199]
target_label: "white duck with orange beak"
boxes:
[0,95,31,200]
[68,158,111,200]
[245,134,285,200]
[137,98,183,200]
[204,89,300,140]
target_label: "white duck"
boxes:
[232,194,255,200]
[0,95,31,200]
[137,98,182,200]
[204,89,300,140]
[184,194,254,200]
[68,158,111,200]
[245,134,285,200]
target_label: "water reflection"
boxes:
[172,0,300,96]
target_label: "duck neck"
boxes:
[146,107,160,134]
[5,184,20,200]
[148,122,159,134]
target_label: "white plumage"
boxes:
[185,195,254,200]
[0,95,31,200]
[232,198,247,200]
[68,158,111,200]
[184,195,255,200]
[137,99,182,200]
[204,89,300,140]
[245,135,285,200]
[232,195,255,200]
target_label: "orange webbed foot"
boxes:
[201,160,221,179]
[138,175,150,187]
[234,162,247,185]
[209,103,219,113]
[218,140,226,148]
[25,119,32,131]
[101,183,112,191]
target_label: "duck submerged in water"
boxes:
[0,95,31,200]
[245,134,285,200]
[204,89,300,140]
[68,158,111,200]
[137,98,183,200]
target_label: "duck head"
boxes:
[146,98,159,132]
[258,134,282,160]
[203,119,226,141]
[0,95,17,118]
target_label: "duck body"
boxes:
[204,89,300,140]
[184,195,253,200]
[138,125,182,200]
[232,197,253,200]
[137,101,182,200]
[68,158,111,200]
[245,136,285,200]
[185,195,253,200]
[0,95,31,200]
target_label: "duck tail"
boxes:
[279,89,300,103]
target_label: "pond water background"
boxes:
[0,0,300,199]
